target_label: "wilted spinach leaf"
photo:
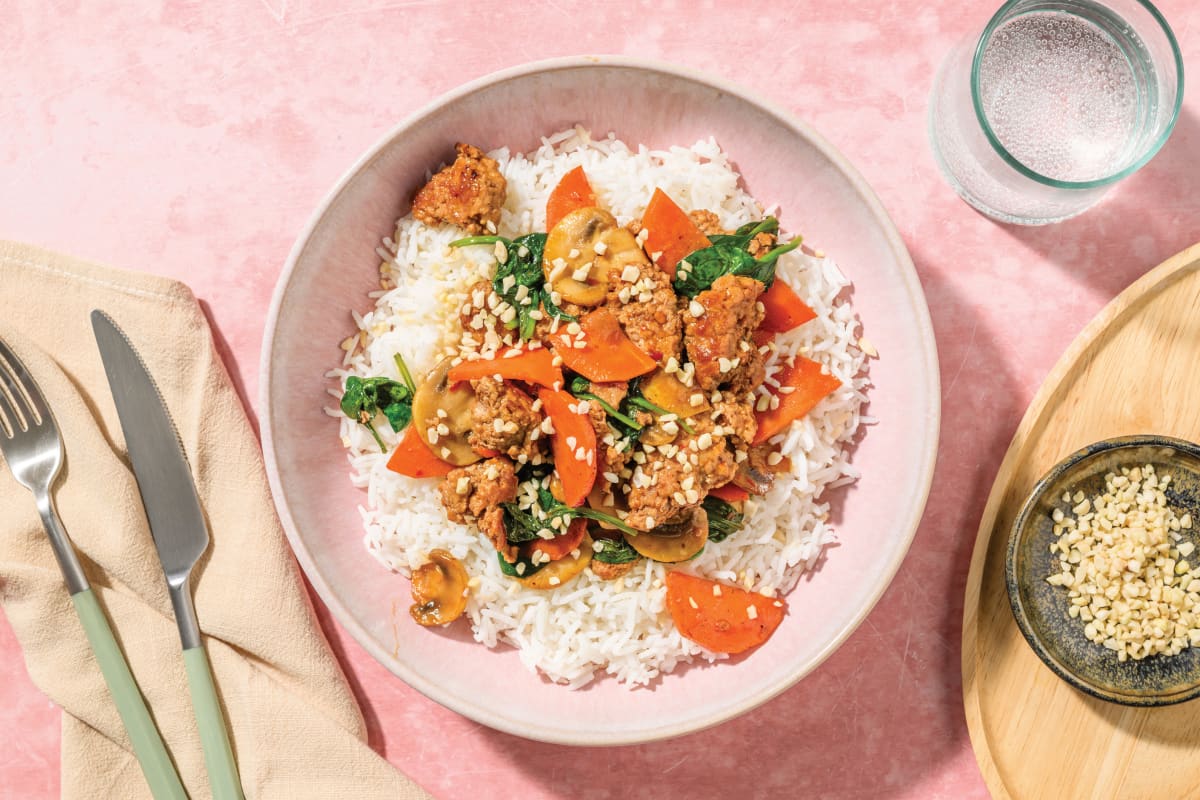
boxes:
[707,217,780,250]
[673,217,802,298]
[499,474,640,563]
[497,550,546,578]
[568,376,643,435]
[339,356,415,451]
[451,232,574,340]
[702,495,745,543]
[500,503,546,543]
[592,536,640,564]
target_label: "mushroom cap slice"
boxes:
[627,507,709,562]
[409,549,470,626]
[411,356,480,466]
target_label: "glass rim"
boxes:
[970,0,1185,190]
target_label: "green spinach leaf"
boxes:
[707,217,780,250]
[592,536,641,564]
[497,551,546,578]
[673,217,802,298]
[451,232,574,341]
[500,503,547,543]
[339,359,415,451]
[702,494,745,543]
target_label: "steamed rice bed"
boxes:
[328,127,869,687]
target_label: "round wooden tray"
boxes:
[963,242,1200,799]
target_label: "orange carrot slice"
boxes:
[708,483,751,503]
[537,387,597,507]
[546,166,597,230]
[552,308,656,382]
[752,356,841,444]
[640,188,711,278]
[387,426,455,478]
[751,328,776,350]
[665,572,786,654]
[447,348,563,389]
[760,279,817,333]
[529,517,587,562]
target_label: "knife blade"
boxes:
[91,309,245,800]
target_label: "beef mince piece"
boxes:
[411,143,506,235]
[467,378,544,462]
[438,457,520,561]
[591,557,638,581]
[746,230,777,258]
[683,274,765,392]
[532,298,587,340]
[685,208,776,255]
[458,279,503,341]
[623,416,737,531]
[714,397,757,446]
[723,341,767,397]
[605,257,682,366]
[687,209,726,236]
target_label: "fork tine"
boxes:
[0,339,45,428]
[0,373,15,438]
[0,358,28,434]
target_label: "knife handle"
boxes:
[182,645,244,800]
[71,588,188,800]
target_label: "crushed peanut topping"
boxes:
[1046,464,1200,662]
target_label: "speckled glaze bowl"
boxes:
[261,56,940,744]
[1007,435,1200,706]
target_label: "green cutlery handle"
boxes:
[71,588,188,800]
[182,646,244,800]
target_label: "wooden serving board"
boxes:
[963,242,1200,800]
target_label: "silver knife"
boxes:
[91,310,245,800]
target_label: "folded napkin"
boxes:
[0,241,429,799]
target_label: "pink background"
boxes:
[2,1,1198,798]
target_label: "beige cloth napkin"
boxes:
[0,241,430,799]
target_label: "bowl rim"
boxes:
[1005,433,1200,706]
[259,54,941,744]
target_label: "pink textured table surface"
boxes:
[2,2,1198,798]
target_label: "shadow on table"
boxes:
[461,248,1018,799]
[993,108,1200,297]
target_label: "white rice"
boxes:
[327,127,870,687]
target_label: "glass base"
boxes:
[928,110,1094,226]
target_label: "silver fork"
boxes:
[0,339,187,800]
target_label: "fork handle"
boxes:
[71,588,188,800]
[37,493,88,595]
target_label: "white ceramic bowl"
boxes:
[260,56,939,745]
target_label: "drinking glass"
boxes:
[930,0,1184,225]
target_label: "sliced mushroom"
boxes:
[730,460,773,495]
[544,207,615,306]
[600,227,650,275]
[409,549,470,626]
[627,507,708,563]
[731,444,793,495]
[640,369,710,419]
[639,421,677,447]
[411,356,480,466]
[519,532,594,590]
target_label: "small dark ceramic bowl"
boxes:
[1007,435,1200,706]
